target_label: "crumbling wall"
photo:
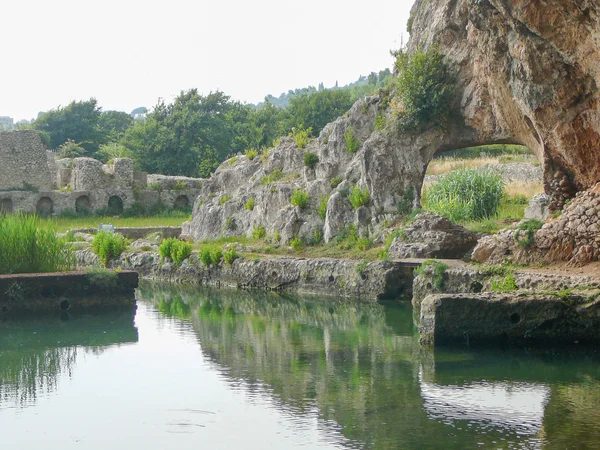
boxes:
[0,131,51,191]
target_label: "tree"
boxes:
[285,89,354,136]
[98,111,133,143]
[32,99,103,155]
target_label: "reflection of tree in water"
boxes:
[0,347,78,406]
[0,309,138,407]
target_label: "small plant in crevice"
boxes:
[223,247,239,265]
[344,126,360,153]
[290,190,309,210]
[245,148,259,160]
[396,186,415,216]
[290,125,312,149]
[158,238,193,266]
[224,216,237,232]
[304,152,319,170]
[491,271,518,292]
[290,237,304,251]
[414,260,448,291]
[318,195,330,220]
[514,219,544,248]
[330,177,342,188]
[260,168,283,185]
[252,225,266,240]
[355,259,368,276]
[245,197,255,211]
[348,185,371,209]
[219,195,231,206]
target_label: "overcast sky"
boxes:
[1,0,412,121]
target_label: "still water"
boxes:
[1,282,600,449]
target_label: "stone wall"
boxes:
[0,131,51,191]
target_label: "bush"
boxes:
[211,248,223,265]
[514,219,544,248]
[304,152,319,170]
[394,46,454,131]
[92,231,127,266]
[173,180,188,191]
[252,225,266,239]
[219,195,231,205]
[330,177,342,188]
[260,168,283,185]
[318,195,329,220]
[290,125,312,149]
[375,114,385,130]
[414,260,448,291]
[199,247,213,266]
[0,214,75,274]
[245,197,255,211]
[344,127,360,153]
[245,148,258,160]
[349,185,371,209]
[425,169,504,222]
[159,238,192,265]
[224,216,237,231]
[290,190,309,209]
[290,237,304,251]
[223,247,239,265]
[58,139,85,159]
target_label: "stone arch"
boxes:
[174,195,190,210]
[107,196,124,215]
[36,197,54,217]
[75,195,91,213]
[0,198,12,214]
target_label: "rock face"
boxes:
[524,193,550,220]
[183,0,599,244]
[409,0,600,209]
[387,212,479,259]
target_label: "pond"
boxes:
[1,282,600,449]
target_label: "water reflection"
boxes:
[139,282,600,449]
[0,308,138,406]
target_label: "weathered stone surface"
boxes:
[388,212,479,259]
[0,131,51,191]
[524,193,550,220]
[419,292,600,347]
[78,249,413,300]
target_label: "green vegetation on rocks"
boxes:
[159,238,193,265]
[91,231,127,266]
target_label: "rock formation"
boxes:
[184,0,599,245]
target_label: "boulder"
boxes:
[388,212,478,259]
[524,194,550,220]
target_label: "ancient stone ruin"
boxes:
[0,130,202,216]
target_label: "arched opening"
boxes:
[421,143,542,231]
[0,198,12,214]
[174,195,190,210]
[36,197,54,217]
[75,195,91,213]
[107,196,124,215]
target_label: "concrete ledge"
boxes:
[0,271,138,318]
[420,292,600,347]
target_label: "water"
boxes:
[1,282,600,449]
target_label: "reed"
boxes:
[0,214,74,274]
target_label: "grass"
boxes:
[38,215,190,234]
[427,151,537,176]
[0,214,75,274]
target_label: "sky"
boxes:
[1,0,412,121]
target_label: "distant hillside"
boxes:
[256,68,392,109]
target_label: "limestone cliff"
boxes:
[183,0,600,243]
[408,0,600,209]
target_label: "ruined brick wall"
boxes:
[0,131,51,191]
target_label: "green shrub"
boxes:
[357,237,372,251]
[92,231,127,266]
[199,247,213,266]
[290,125,312,149]
[245,197,255,211]
[158,238,192,265]
[290,190,309,209]
[414,260,448,291]
[425,169,504,222]
[514,219,544,248]
[273,231,281,242]
[344,127,360,153]
[219,195,231,206]
[312,230,323,245]
[85,266,119,290]
[394,46,454,131]
[252,225,266,239]
[318,195,329,220]
[58,139,85,159]
[304,152,319,170]
[330,177,342,188]
[211,249,223,266]
[226,156,238,166]
[375,114,385,130]
[491,272,518,292]
[245,148,258,160]
[349,185,371,209]
[0,214,75,274]
[355,259,368,276]
[223,247,239,265]
[290,237,304,251]
[173,180,188,190]
[260,168,283,185]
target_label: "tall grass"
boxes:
[425,169,504,222]
[0,214,75,274]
